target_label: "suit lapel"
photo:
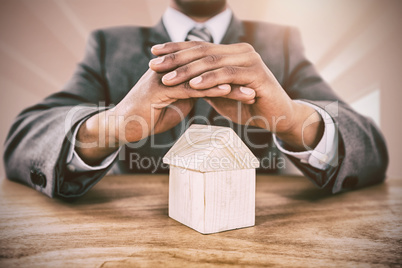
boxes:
[144,20,171,60]
[221,15,245,44]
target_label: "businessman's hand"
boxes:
[150,41,324,151]
[109,68,233,142]
[76,68,251,164]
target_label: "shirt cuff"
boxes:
[273,100,338,170]
[66,119,121,172]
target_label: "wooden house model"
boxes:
[163,124,259,234]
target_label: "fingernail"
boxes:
[190,76,202,85]
[150,56,164,65]
[163,71,177,81]
[240,86,255,95]
[218,84,230,90]
[152,44,165,50]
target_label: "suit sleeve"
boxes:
[3,30,116,198]
[282,27,389,193]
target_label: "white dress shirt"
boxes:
[66,6,337,172]
[162,6,232,44]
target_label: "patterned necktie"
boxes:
[185,27,213,125]
[185,27,214,43]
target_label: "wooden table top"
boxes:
[0,174,401,267]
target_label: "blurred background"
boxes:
[1,0,401,178]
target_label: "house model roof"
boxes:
[163,124,259,172]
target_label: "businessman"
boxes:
[4,0,388,198]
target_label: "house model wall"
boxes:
[163,124,259,234]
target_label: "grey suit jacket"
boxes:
[3,16,388,198]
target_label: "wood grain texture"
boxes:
[203,169,255,234]
[163,124,259,172]
[0,175,401,267]
[169,167,255,234]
